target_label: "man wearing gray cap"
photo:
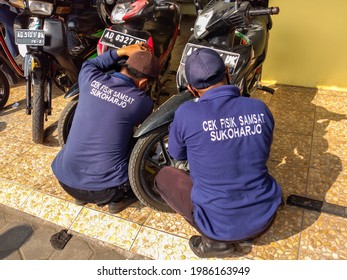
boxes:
[52,43,159,214]
[154,48,282,258]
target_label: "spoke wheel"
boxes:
[129,124,174,212]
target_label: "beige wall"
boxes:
[263,0,347,90]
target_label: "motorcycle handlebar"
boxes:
[154,4,175,12]
[248,7,280,16]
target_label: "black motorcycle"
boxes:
[14,0,104,143]
[128,0,280,212]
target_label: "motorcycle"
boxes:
[57,0,182,146]
[0,0,25,109]
[128,0,280,212]
[13,0,104,143]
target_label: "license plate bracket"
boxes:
[15,29,45,46]
[99,29,147,49]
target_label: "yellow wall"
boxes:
[263,0,347,90]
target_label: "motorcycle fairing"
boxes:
[122,0,149,21]
[42,18,78,83]
[133,90,194,138]
[64,83,79,99]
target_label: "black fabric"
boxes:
[50,229,72,250]
[59,180,130,206]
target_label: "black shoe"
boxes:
[189,235,235,258]
[108,192,138,214]
[75,199,87,206]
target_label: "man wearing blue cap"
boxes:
[154,48,282,258]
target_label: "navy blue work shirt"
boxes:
[52,50,153,191]
[168,85,282,241]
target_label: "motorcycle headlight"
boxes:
[28,0,54,16]
[110,2,132,24]
[194,10,213,39]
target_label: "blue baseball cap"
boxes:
[185,48,226,89]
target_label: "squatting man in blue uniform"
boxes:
[52,43,159,214]
[154,48,283,258]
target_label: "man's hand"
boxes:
[116,43,151,58]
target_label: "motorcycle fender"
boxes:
[64,83,79,99]
[23,54,33,78]
[24,53,44,84]
[134,90,194,138]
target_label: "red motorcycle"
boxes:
[0,1,25,109]
[57,0,182,145]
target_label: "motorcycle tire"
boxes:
[32,78,45,144]
[129,124,174,213]
[0,70,10,110]
[57,98,78,146]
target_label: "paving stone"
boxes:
[0,222,33,251]
[0,248,22,260]
[0,211,7,231]
[0,204,146,260]
[20,226,57,260]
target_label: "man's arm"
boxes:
[168,113,187,161]
[80,43,149,75]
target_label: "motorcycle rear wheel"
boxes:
[32,78,45,143]
[57,98,78,146]
[129,124,174,213]
[0,70,9,110]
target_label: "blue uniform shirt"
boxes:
[52,50,153,191]
[168,85,282,241]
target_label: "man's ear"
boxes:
[225,66,231,85]
[138,78,148,90]
[187,84,200,98]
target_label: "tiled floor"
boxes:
[1,16,347,260]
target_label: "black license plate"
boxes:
[15,29,45,46]
[180,43,240,74]
[100,29,147,49]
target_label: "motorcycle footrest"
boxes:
[257,85,275,94]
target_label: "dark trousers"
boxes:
[154,166,276,244]
[154,166,217,243]
[58,181,130,206]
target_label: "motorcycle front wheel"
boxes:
[57,98,78,146]
[31,77,45,143]
[128,124,174,213]
[0,70,10,110]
